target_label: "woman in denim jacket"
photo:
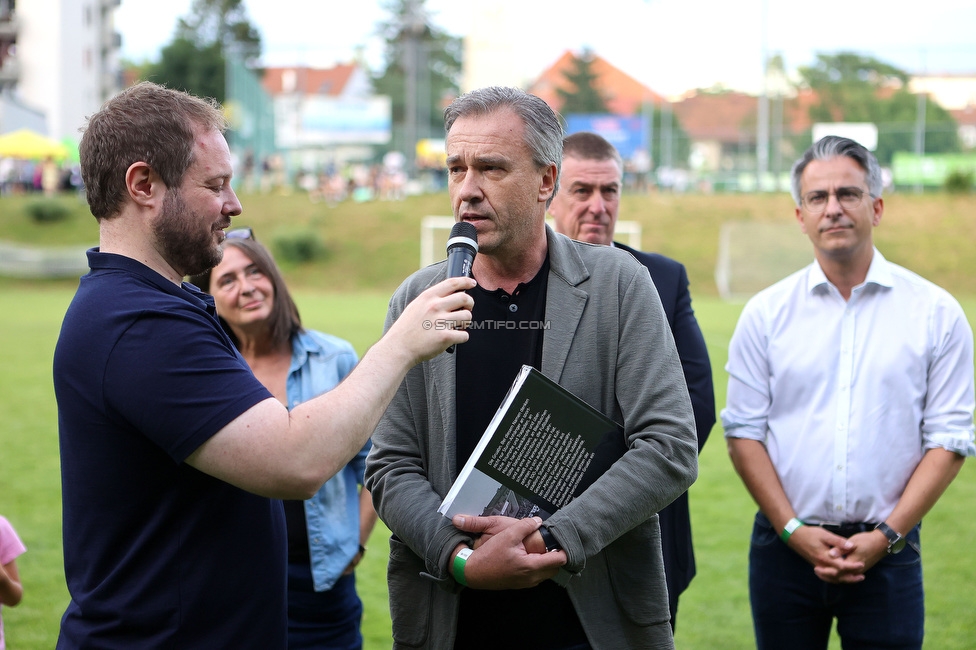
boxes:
[193,233,376,650]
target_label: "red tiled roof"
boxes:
[261,64,357,96]
[670,88,818,144]
[951,105,976,126]
[525,50,818,144]
[786,89,818,133]
[528,50,664,117]
[671,91,758,141]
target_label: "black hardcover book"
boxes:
[439,365,626,520]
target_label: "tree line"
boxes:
[131,0,963,168]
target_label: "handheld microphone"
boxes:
[445,222,477,353]
[446,221,478,279]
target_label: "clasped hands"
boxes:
[788,525,891,584]
[450,514,567,590]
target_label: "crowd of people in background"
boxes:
[0,145,698,204]
[230,152,677,202]
[300,162,408,204]
[0,155,82,196]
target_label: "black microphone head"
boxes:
[446,221,478,280]
[446,221,478,253]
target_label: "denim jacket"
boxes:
[286,329,363,591]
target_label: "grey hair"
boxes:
[790,135,883,206]
[444,86,563,206]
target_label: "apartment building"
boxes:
[0,0,121,139]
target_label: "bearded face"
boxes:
[153,188,225,278]
[150,127,240,280]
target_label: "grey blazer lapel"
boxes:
[542,227,589,384]
[430,345,456,440]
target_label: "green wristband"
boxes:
[780,517,804,543]
[453,547,473,586]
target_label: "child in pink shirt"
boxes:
[0,516,26,650]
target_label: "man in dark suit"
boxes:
[549,131,715,630]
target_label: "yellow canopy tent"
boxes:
[0,129,69,160]
[60,136,81,163]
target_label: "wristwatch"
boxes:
[875,522,906,554]
[538,525,562,552]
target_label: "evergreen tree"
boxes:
[557,51,609,116]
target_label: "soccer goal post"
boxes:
[714,221,812,301]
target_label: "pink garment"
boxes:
[0,516,26,650]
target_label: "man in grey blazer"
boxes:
[365,87,698,650]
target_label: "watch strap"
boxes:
[539,525,561,552]
[875,522,905,554]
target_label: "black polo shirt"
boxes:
[454,255,588,649]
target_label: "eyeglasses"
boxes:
[800,188,871,213]
[225,228,254,240]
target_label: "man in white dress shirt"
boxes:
[722,135,974,650]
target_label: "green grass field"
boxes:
[1,189,975,648]
[2,288,974,649]
[2,189,975,298]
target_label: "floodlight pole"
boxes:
[914,91,926,194]
[913,48,927,194]
[403,0,426,178]
[756,0,770,191]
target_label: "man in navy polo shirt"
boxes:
[53,81,474,649]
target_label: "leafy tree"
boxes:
[147,39,225,102]
[120,58,153,84]
[174,0,261,63]
[143,0,262,103]
[557,50,609,115]
[371,0,462,155]
[797,52,958,165]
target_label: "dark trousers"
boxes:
[287,561,363,650]
[749,512,923,650]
